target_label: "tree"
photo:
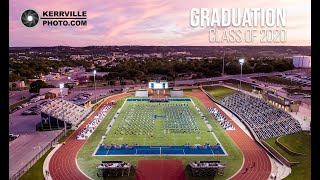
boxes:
[109,80,115,86]
[254,63,273,73]
[47,84,56,88]
[9,73,20,82]
[29,80,48,93]
[225,61,241,75]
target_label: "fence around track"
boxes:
[10,130,65,180]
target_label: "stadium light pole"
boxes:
[222,51,225,76]
[93,70,97,104]
[239,59,245,91]
[68,76,71,82]
[60,83,67,136]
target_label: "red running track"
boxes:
[186,90,271,180]
[49,93,132,180]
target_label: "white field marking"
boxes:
[196,136,201,140]
[92,98,128,156]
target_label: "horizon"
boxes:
[9,45,312,48]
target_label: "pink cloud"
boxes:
[9,0,310,46]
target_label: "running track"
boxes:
[49,93,132,180]
[50,91,271,180]
[186,90,271,180]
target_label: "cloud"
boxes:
[9,0,310,46]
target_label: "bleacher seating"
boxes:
[97,161,131,177]
[77,105,112,140]
[207,107,234,130]
[218,93,302,140]
[189,160,225,177]
[40,99,92,128]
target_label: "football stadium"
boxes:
[11,77,311,180]
[46,80,281,180]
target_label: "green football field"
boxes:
[101,100,217,146]
[77,96,243,180]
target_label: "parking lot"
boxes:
[9,90,34,106]
[9,130,63,179]
[9,100,47,134]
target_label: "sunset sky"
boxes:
[9,0,310,47]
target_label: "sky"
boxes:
[9,0,311,47]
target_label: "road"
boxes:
[46,69,85,87]
[9,90,34,106]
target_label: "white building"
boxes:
[293,56,311,68]
[9,81,26,88]
[135,89,148,97]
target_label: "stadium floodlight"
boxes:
[239,59,245,91]
[59,83,64,89]
[59,83,67,136]
[93,70,97,104]
[239,58,245,65]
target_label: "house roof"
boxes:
[40,88,68,96]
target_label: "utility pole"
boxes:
[222,51,225,77]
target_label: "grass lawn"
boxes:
[223,79,253,92]
[182,89,193,92]
[9,95,36,110]
[203,86,237,100]
[102,100,216,145]
[58,130,75,143]
[19,147,54,180]
[77,96,243,180]
[91,97,106,104]
[253,76,302,86]
[20,129,75,180]
[264,132,311,180]
[283,87,311,95]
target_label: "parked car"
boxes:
[22,110,32,115]
[9,134,20,141]
[30,111,40,115]
[21,103,30,107]
[30,97,40,103]
[9,108,18,114]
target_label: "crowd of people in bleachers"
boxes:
[77,105,112,140]
[207,107,234,130]
[219,93,302,140]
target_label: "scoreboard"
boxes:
[148,81,168,89]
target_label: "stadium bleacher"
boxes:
[207,107,234,130]
[218,93,302,140]
[77,105,112,140]
[96,161,131,177]
[40,99,91,129]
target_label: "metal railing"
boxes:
[10,131,64,180]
